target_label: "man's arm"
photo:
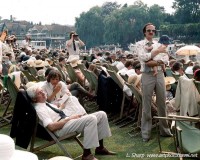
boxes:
[46,83,62,103]
[47,115,82,132]
[66,34,74,47]
[77,37,85,47]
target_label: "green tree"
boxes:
[101,2,121,17]
[173,0,200,23]
[75,7,105,48]
[104,3,149,48]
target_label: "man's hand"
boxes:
[69,115,82,120]
[71,34,74,40]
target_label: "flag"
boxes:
[0,23,7,41]
[0,23,6,32]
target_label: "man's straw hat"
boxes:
[164,77,175,91]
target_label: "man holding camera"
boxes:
[66,31,85,62]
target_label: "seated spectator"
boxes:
[27,85,116,160]
[134,63,141,75]
[117,59,135,76]
[164,77,176,115]
[114,54,126,70]
[42,70,95,106]
[171,61,186,77]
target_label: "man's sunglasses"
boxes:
[146,29,156,33]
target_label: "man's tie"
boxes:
[146,41,153,47]
[46,103,67,119]
[73,40,76,51]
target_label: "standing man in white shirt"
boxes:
[21,35,31,50]
[135,23,171,142]
[66,31,85,62]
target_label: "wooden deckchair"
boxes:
[65,64,77,83]
[27,66,38,77]
[107,70,130,119]
[0,76,19,127]
[30,117,83,159]
[11,90,84,159]
[154,115,200,160]
[22,70,39,82]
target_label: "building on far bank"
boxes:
[1,16,75,49]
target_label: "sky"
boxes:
[0,0,174,26]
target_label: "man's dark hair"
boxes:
[172,62,183,72]
[142,23,156,36]
[135,63,141,70]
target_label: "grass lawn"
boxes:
[0,102,196,160]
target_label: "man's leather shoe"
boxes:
[95,147,117,155]
[82,154,98,160]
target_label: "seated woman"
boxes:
[41,70,94,109]
[45,68,95,99]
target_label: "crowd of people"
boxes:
[1,23,200,160]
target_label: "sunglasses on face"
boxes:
[146,29,156,33]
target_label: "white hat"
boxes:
[0,134,38,160]
[49,156,73,160]
[67,55,79,63]
[70,59,82,68]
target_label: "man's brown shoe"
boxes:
[95,147,117,155]
[82,154,98,160]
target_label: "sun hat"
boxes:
[164,77,175,90]
[67,55,80,63]
[70,59,82,68]
[0,134,38,160]
[128,74,141,87]
[33,60,49,68]
[49,156,73,160]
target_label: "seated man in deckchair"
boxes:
[27,85,116,160]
